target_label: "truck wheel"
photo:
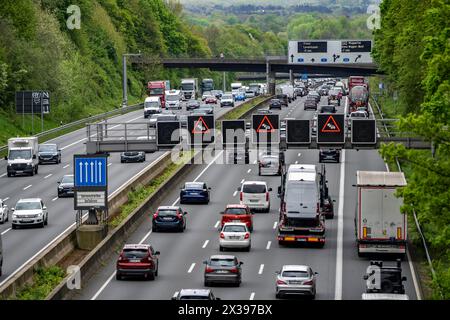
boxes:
[7,173,11,177]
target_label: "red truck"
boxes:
[148,81,166,107]
[348,76,369,92]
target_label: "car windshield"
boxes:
[149,88,164,95]
[122,249,147,259]
[181,84,194,90]
[185,183,203,190]
[16,201,41,210]
[282,270,309,278]
[321,107,335,113]
[222,95,233,100]
[158,209,178,216]
[261,156,278,164]
[124,152,139,156]
[223,225,247,233]
[9,150,31,160]
[209,259,236,267]
[158,116,177,121]
[166,95,179,101]
[61,175,74,184]
[224,208,247,215]
[242,184,266,193]
[39,145,56,152]
[188,100,198,105]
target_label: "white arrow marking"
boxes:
[79,162,83,183]
[98,161,102,183]
[84,162,88,182]
[90,162,94,183]
[94,160,98,184]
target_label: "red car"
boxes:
[220,204,253,232]
[116,244,160,280]
[205,96,217,104]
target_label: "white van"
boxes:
[144,96,162,118]
[238,181,272,213]
[165,90,183,110]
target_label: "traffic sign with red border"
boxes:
[252,114,279,144]
[188,115,215,145]
[317,113,345,144]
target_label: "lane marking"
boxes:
[187,263,196,273]
[298,153,301,157]
[273,221,278,229]
[63,164,70,169]
[240,179,245,184]
[23,185,32,190]
[233,191,237,197]
[52,197,58,202]
[44,174,52,179]
[3,197,9,201]
[108,163,112,167]
[295,161,298,164]
[247,169,251,173]
[266,241,271,250]
[334,149,346,300]
[253,160,257,164]
[0,173,6,178]
[202,240,209,249]
[214,220,220,229]
[1,228,11,235]
[249,292,255,300]
[258,264,264,275]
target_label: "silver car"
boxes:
[275,265,318,299]
[203,255,243,287]
[219,222,251,252]
[258,153,281,176]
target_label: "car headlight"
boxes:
[12,214,17,219]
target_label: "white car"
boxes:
[11,198,48,229]
[275,265,318,299]
[238,181,272,213]
[0,199,8,224]
[219,222,251,252]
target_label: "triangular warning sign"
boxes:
[256,116,275,133]
[321,115,341,133]
[192,117,210,134]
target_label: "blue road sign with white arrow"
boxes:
[74,157,107,187]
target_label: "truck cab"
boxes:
[147,81,166,107]
[5,137,39,177]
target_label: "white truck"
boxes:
[181,78,198,100]
[165,90,183,110]
[231,82,243,96]
[355,171,407,257]
[5,137,39,177]
[281,85,295,101]
[144,96,162,118]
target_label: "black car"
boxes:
[269,99,282,109]
[121,151,145,163]
[320,105,337,113]
[186,99,200,111]
[275,94,289,107]
[304,97,318,110]
[319,148,340,163]
[152,206,187,232]
[38,143,61,164]
[57,174,74,197]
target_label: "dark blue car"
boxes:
[180,182,211,204]
[152,206,187,232]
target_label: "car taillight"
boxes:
[118,255,128,262]
[229,267,239,273]
[266,192,269,201]
[220,232,225,239]
[240,192,243,201]
[397,227,402,239]
[177,213,183,220]
[276,279,287,285]
[303,280,314,285]
[153,213,158,220]
[244,233,250,239]
[205,267,214,273]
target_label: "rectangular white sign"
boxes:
[288,40,373,64]
[76,191,106,208]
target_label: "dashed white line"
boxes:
[249,292,255,300]
[297,152,301,157]
[44,174,52,179]
[258,264,264,275]
[3,197,9,201]
[0,173,6,178]
[188,263,196,273]
[240,179,245,184]
[253,160,257,164]
[295,161,298,164]
[202,240,209,248]
[108,163,112,167]
[233,190,238,197]
[266,241,272,250]
[214,220,220,229]
[63,164,70,169]
[247,169,251,173]
[1,228,11,235]
[23,185,32,190]
[273,221,278,229]
[52,197,58,202]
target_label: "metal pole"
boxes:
[223,72,226,92]
[41,91,44,133]
[122,55,127,108]
[266,58,269,96]
[22,91,25,129]
[31,91,34,135]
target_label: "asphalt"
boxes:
[71,95,419,300]
[0,99,247,286]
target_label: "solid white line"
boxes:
[107,163,112,167]
[1,228,11,235]
[273,221,278,229]
[334,149,346,300]
[3,197,9,202]
[60,137,86,150]
[202,240,209,249]
[214,220,220,229]
[139,230,153,244]
[249,292,255,300]
[0,173,6,178]
[188,263,196,273]
[266,241,271,250]
[247,169,251,173]
[63,164,70,169]
[258,264,264,275]
[44,174,52,179]
[233,191,238,197]
[23,185,32,190]
[52,197,58,202]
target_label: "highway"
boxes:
[71,95,420,300]
[0,99,248,286]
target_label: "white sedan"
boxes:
[219,222,251,252]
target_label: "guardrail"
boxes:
[0,103,143,154]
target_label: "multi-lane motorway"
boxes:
[70,95,420,300]
[0,100,247,287]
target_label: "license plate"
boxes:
[163,217,173,221]
[22,219,32,222]
[216,270,228,273]
[249,199,258,202]
[229,236,240,240]
[232,220,241,223]
[297,238,307,242]
[16,171,23,173]
[130,259,140,263]
[290,281,302,284]
[285,237,295,241]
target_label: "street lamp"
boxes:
[122,52,141,108]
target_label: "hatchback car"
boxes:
[186,99,200,111]
[180,182,211,204]
[11,198,48,229]
[204,95,218,104]
[38,143,61,164]
[120,151,145,163]
[238,181,272,213]
[220,204,253,232]
[57,174,74,197]
[203,255,243,287]
[172,289,220,300]
[116,244,160,280]
[152,206,187,232]
[320,105,337,113]
[269,99,282,110]
[219,223,251,252]
[258,153,282,176]
[308,91,321,103]
[275,265,318,299]
[304,97,318,110]
[319,148,340,163]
